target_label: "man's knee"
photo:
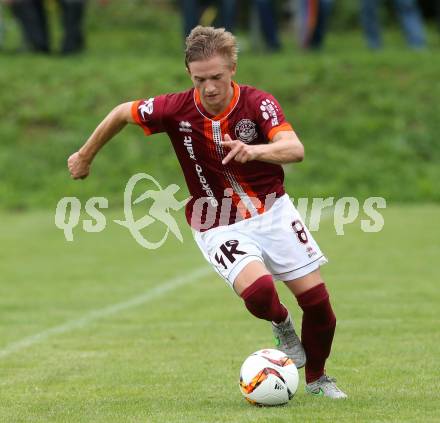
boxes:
[233,260,270,296]
[241,275,274,307]
[240,275,287,323]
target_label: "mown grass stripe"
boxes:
[0,267,210,359]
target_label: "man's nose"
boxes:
[205,82,216,93]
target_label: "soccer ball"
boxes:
[239,348,299,406]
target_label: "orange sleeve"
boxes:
[131,100,152,136]
[268,122,293,142]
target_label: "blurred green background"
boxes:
[1,3,439,421]
[0,0,439,210]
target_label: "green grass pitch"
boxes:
[0,205,438,422]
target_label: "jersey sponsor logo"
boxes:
[260,99,279,127]
[183,136,196,161]
[214,240,246,270]
[234,119,257,143]
[195,164,218,207]
[180,130,217,207]
[139,98,154,119]
[179,121,192,133]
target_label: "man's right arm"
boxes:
[67,102,134,179]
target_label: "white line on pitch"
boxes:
[0,267,211,360]
[0,208,335,360]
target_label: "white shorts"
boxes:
[193,194,327,289]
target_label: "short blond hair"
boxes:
[185,26,238,68]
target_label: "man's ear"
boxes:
[231,63,237,76]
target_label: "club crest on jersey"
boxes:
[234,119,257,143]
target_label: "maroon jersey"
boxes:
[131,82,293,230]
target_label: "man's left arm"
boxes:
[221,131,304,165]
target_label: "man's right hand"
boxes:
[68,151,91,179]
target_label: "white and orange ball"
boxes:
[239,348,299,406]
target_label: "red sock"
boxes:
[240,275,288,324]
[296,283,336,383]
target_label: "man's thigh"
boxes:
[193,226,266,291]
[255,196,327,282]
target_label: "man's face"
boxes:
[187,55,236,114]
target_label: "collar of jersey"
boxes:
[193,81,240,121]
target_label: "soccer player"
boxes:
[68,26,347,399]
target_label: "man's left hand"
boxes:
[221,134,258,165]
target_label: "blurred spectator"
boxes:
[295,0,333,50]
[434,0,440,32]
[228,0,281,51]
[59,0,86,54]
[180,0,201,37]
[419,0,440,32]
[360,0,426,49]
[0,2,4,48]
[181,0,280,51]
[8,0,86,54]
[10,0,49,52]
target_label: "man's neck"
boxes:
[201,84,234,116]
